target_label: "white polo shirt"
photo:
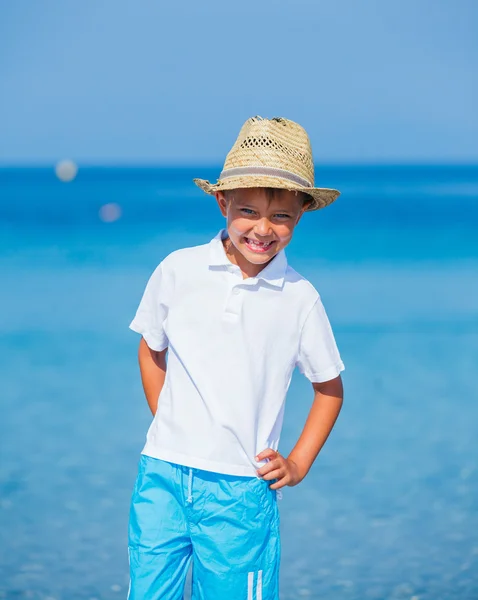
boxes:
[129,229,344,477]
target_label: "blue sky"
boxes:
[1,0,477,164]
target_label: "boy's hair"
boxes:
[223,188,312,208]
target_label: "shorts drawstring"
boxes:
[187,468,193,504]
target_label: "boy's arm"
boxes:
[256,375,344,489]
[138,337,168,415]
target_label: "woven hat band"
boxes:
[219,166,313,188]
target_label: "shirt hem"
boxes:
[141,444,259,478]
[305,360,345,383]
[129,321,168,352]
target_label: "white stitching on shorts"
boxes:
[247,571,254,600]
[257,569,263,600]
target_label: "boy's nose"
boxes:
[254,218,273,236]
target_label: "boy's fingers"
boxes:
[256,458,282,477]
[261,468,284,481]
[269,475,290,490]
[255,448,278,462]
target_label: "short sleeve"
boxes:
[296,297,345,383]
[129,263,170,351]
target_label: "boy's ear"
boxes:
[296,204,309,224]
[215,192,228,217]
[296,194,312,223]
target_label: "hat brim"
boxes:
[193,175,340,211]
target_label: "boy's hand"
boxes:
[255,449,302,489]
[255,378,343,491]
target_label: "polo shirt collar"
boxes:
[209,229,287,289]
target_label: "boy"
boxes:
[128,116,344,600]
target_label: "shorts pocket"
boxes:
[245,476,277,518]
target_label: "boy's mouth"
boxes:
[243,237,275,253]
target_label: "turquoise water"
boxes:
[1,166,477,599]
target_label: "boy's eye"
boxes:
[238,208,291,219]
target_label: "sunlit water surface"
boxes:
[1,166,477,599]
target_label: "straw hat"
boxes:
[194,116,340,211]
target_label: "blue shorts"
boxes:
[128,454,280,600]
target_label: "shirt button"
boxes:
[232,288,241,295]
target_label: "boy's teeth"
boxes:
[247,238,271,247]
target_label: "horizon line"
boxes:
[1,161,478,170]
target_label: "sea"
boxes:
[1,165,477,600]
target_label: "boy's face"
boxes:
[215,187,308,270]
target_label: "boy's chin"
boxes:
[239,246,277,265]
